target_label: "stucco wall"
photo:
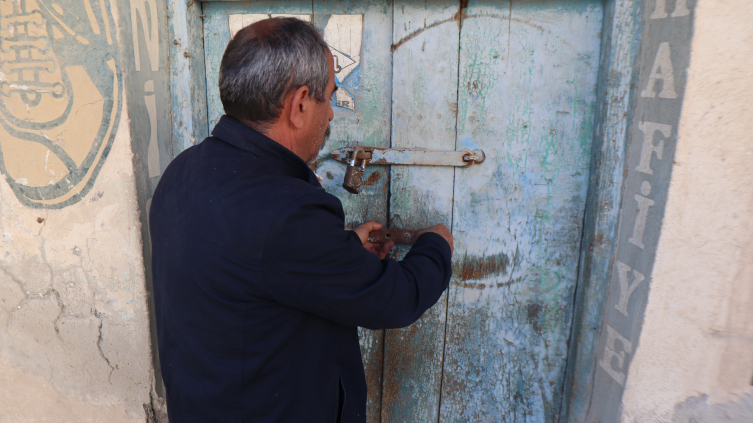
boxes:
[0,115,153,422]
[0,0,156,421]
[620,0,753,421]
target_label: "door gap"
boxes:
[435,0,467,419]
[201,2,213,136]
[379,4,396,423]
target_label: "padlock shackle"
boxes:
[350,147,366,167]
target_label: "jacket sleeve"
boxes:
[260,192,452,329]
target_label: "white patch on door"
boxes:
[334,87,355,111]
[323,15,362,111]
[227,13,363,111]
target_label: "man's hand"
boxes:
[353,221,395,260]
[418,224,454,254]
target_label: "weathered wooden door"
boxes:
[202,1,602,421]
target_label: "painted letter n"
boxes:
[131,0,159,72]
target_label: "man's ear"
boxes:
[288,86,310,129]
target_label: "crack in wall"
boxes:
[95,310,116,383]
[2,267,31,323]
[50,289,65,337]
[2,232,119,383]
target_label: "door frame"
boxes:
[161,1,694,421]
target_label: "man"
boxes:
[150,18,453,422]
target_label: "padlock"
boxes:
[342,147,367,194]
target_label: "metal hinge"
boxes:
[330,146,485,167]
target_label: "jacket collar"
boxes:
[211,115,321,187]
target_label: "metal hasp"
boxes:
[331,146,486,167]
[367,229,420,245]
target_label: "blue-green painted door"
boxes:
[202,1,602,421]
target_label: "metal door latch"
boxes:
[331,146,485,168]
[344,228,420,244]
[367,229,420,244]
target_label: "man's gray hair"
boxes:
[218,17,330,127]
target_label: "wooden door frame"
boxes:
[162,1,695,421]
[558,0,646,420]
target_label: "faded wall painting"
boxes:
[0,0,121,208]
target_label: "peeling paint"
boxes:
[362,170,381,186]
[526,303,543,335]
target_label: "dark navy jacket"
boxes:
[150,115,452,423]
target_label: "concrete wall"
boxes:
[620,1,753,421]
[0,0,164,421]
[0,117,153,422]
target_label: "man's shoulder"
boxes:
[152,136,343,239]
[271,180,344,219]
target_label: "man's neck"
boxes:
[242,119,299,158]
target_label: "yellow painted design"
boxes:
[33,60,119,206]
[83,0,101,35]
[37,0,90,45]
[40,66,105,167]
[0,0,121,208]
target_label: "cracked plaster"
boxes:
[0,110,153,421]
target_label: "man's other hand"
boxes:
[419,224,454,254]
[354,221,395,260]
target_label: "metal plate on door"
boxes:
[331,146,485,167]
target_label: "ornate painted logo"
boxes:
[0,0,121,208]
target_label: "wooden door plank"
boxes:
[312,2,394,422]
[439,1,603,421]
[202,1,312,133]
[382,1,461,421]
